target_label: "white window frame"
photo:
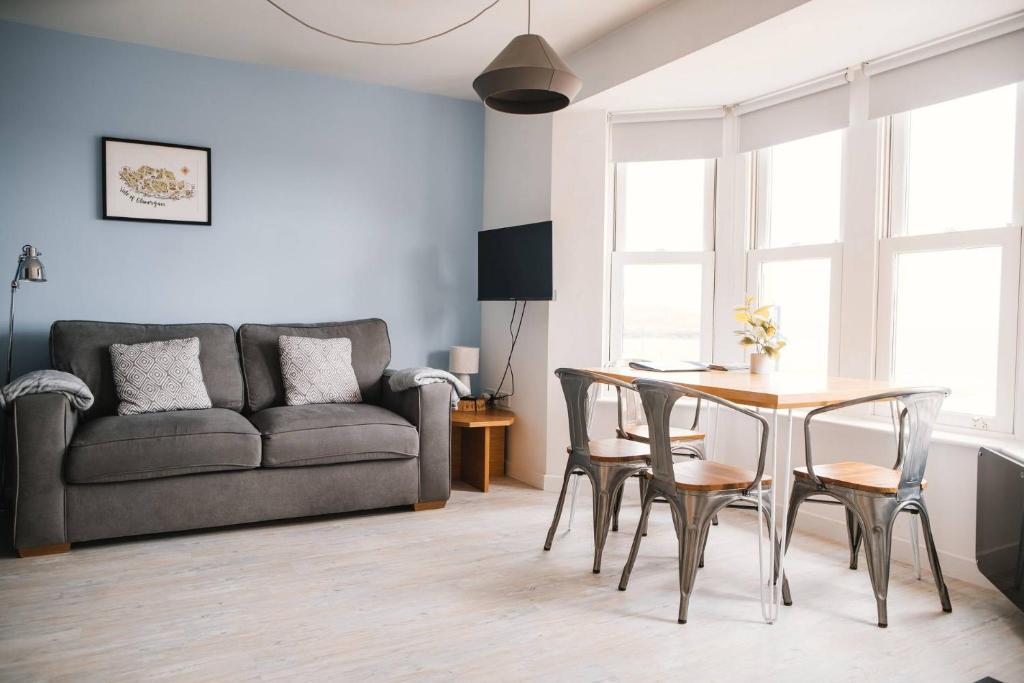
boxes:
[746,243,844,375]
[875,226,1022,433]
[875,84,1024,433]
[754,131,847,249]
[889,107,1020,237]
[748,134,846,375]
[608,160,717,363]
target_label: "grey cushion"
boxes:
[239,319,390,412]
[51,321,245,421]
[279,336,361,406]
[110,337,213,415]
[250,403,417,468]
[67,408,261,483]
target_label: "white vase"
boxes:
[750,353,772,375]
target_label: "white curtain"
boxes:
[737,84,850,153]
[611,116,723,162]
[867,27,1024,119]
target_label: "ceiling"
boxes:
[0,0,669,100]
[584,0,1024,111]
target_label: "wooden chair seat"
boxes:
[793,461,927,495]
[672,460,770,492]
[622,423,704,443]
[566,438,650,463]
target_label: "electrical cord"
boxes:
[492,300,526,402]
[263,0,504,47]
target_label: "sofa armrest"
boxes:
[378,376,451,503]
[10,393,77,551]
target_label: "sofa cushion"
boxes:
[67,408,261,484]
[110,337,213,415]
[278,336,361,406]
[238,319,390,412]
[51,321,245,421]
[250,403,417,468]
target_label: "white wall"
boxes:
[480,110,553,489]
[544,109,613,487]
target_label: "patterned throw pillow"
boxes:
[109,337,213,416]
[278,336,362,406]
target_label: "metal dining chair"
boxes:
[618,378,790,624]
[610,379,707,530]
[562,363,708,534]
[784,388,952,627]
[544,368,650,573]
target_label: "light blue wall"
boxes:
[0,21,484,379]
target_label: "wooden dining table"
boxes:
[589,366,911,624]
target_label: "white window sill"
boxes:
[810,411,1022,457]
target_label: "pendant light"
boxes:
[473,0,582,114]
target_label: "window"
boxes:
[758,130,843,248]
[750,130,845,374]
[610,159,715,363]
[878,85,1023,430]
[892,85,1017,236]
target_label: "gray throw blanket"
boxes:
[387,368,470,408]
[0,370,94,411]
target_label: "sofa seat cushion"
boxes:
[250,403,418,468]
[67,409,261,484]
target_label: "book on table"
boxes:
[627,360,750,373]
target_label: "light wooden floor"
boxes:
[1,478,1023,682]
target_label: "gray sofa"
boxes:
[9,318,451,557]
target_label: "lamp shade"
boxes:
[16,245,45,282]
[449,346,480,375]
[472,34,582,114]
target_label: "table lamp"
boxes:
[7,244,47,384]
[449,346,479,392]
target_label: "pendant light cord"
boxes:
[263,0,504,46]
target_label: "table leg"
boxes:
[460,426,492,493]
[756,408,793,624]
[773,409,794,619]
[757,409,779,623]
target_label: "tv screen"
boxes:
[478,221,553,301]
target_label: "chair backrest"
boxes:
[894,389,947,493]
[803,386,949,496]
[607,359,701,435]
[635,378,769,493]
[555,368,634,460]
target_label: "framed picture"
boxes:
[102,137,211,225]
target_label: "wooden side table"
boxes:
[450,408,515,492]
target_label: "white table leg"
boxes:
[757,408,793,624]
[773,409,794,618]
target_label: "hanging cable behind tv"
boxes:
[489,301,528,405]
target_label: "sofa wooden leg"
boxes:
[412,500,447,511]
[17,543,71,558]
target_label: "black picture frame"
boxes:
[102,136,212,225]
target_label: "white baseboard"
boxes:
[505,463,547,490]
[505,464,566,491]
[795,509,988,588]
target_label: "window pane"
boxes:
[903,85,1016,235]
[758,258,832,374]
[620,160,706,251]
[765,130,842,247]
[891,247,1002,417]
[621,263,702,361]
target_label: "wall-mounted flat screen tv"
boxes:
[478,221,553,301]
